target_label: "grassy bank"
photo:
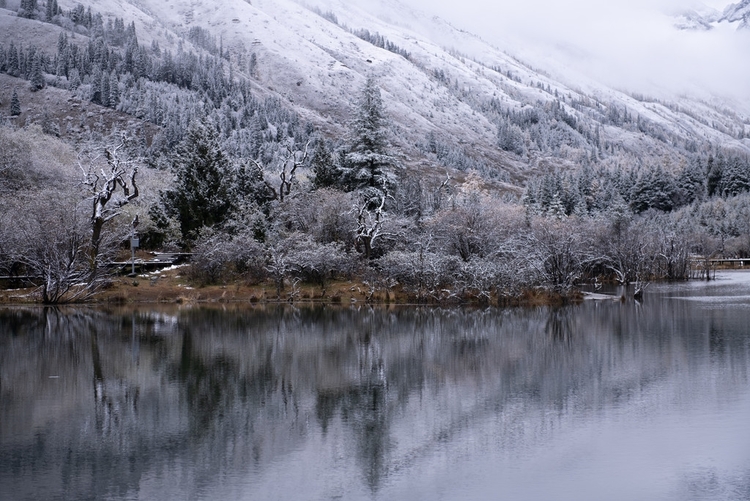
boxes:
[0,265,581,307]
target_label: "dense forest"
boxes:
[2,1,750,304]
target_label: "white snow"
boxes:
[54,0,750,175]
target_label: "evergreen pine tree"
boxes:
[100,70,110,107]
[160,119,234,242]
[29,52,45,91]
[18,49,27,79]
[547,192,567,220]
[10,89,21,116]
[706,155,723,197]
[630,166,675,213]
[247,114,264,158]
[56,33,68,76]
[676,157,707,205]
[41,111,60,136]
[108,72,119,108]
[45,0,58,21]
[7,43,19,77]
[310,139,340,189]
[70,4,84,24]
[341,76,395,197]
[721,154,750,197]
[10,89,21,117]
[497,122,525,155]
[68,68,81,90]
[233,159,275,210]
[89,66,102,104]
[19,0,37,18]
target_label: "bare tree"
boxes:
[528,219,594,292]
[10,194,97,304]
[80,139,139,277]
[600,228,649,285]
[253,140,310,204]
[354,190,393,260]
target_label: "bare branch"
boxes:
[354,187,390,259]
[81,139,141,278]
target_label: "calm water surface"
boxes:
[2,273,750,501]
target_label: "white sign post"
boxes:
[130,216,140,277]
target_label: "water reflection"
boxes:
[1,275,750,500]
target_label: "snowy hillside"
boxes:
[8,0,750,182]
[722,0,750,25]
[675,0,750,29]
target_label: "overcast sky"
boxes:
[398,0,750,105]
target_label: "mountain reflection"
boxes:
[1,296,749,500]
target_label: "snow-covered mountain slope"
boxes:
[722,0,750,26]
[674,5,721,30]
[33,0,750,180]
[675,0,750,29]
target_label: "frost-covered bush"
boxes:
[0,124,78,191]
[189,230,267,285]
[284,237,358,286]
[0,191,106,303]
[377,250,462,301]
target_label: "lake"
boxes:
[1,272,750,501]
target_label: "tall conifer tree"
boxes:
[10,89,21,116]
[160,119,234,242]
[342,76,395,197]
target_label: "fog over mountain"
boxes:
[393,0,750,108]
[2,0,747,171]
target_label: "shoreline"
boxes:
[0,267,583,308]
[6,268,746,308]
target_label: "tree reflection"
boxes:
[1,299,750,499]
[342,378,390,493]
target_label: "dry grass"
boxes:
[0,74,160,145]
[0,264,577,307]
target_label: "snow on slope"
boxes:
[55,0,750,178]
[722,0,750,26]
[675,0,750,28]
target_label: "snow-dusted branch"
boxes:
[354,189,396,260]
[80,138,140,276]
[254,140,310,203]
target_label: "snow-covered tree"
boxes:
[342,76,395,199]
[310,139,340,189]
[354,190,390,260]
[676,157,707,205]
[497,122,524,155]
[706,154,723,197]
[18,0,38,19]
[720,154,750,197]
[29,52,45,91]
[8,195,93,304]
[10,89,21,116]
[160,119,234,242]
[547,192,567,220]
[108,72,119,107]
[80,140,139,277]
[45,0,59,22]
[630,166,675,213]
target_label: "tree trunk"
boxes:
[90,215,104,279]
[362,236,372,260]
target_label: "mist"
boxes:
[398,0,750,106]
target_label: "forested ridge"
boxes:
[1,0,750,304]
